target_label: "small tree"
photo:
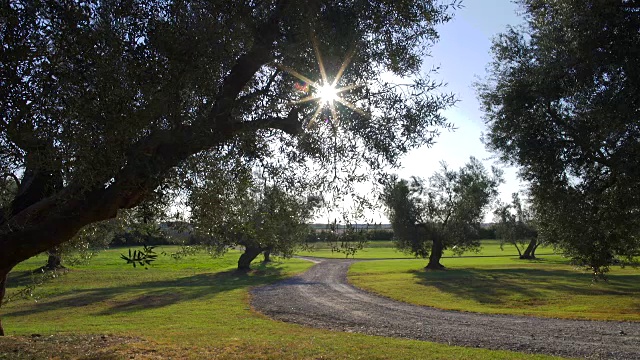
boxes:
[494,192,539,259]
[191,182,316,271]
[382,157,502,269]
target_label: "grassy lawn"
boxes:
[0,247,559,360]
[349,255,640,322]
[298,239,555,259]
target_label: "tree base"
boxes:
[519,255,536,260]
[425,263,446,270]
[237,246,263,272]
[32,264,66,274]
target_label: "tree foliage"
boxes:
[478,0,640,276]
[190,179,317,270]
[382,157,502,269]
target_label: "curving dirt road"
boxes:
[251,258,640,359]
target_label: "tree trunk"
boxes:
[262,246,273,263]
[514,243,523,258]
[33,248,66,273]
[46,250,63,269]
[520,238,538,259]
[237,246,263,271]
[0,268,9,336]
[426,237,445,270]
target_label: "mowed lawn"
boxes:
[0,247,559,360]
[349,254,640,322]
[298,239,555,259]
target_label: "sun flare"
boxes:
[275,33,368,128]
[316,83,338,106]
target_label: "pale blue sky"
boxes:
[394,0,525,216]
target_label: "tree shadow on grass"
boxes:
[3,263,288,318]
[410,267,640,306]
[7,269,65,288]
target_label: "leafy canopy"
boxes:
[189,179,316,259]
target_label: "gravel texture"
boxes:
[251,258,640,359]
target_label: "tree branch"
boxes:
[208,5,284,122]
[237,108,302,136]
[237,69,280,104]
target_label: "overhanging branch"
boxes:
[237,108,302,136]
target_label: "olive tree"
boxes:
[478,0,640,276]
[190,179,317,271]
[382,157,502,269]
[493,192,539,259]
[0,0,459,334]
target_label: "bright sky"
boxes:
[397,0,526,213]
[327,0,527,224]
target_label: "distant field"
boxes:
[0,247,557,360]
[349,255,640,322]
[298,239,555,259]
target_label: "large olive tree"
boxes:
[0,0,460,334]
[382,157,502,269]
[478,0,640,276]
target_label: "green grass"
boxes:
[298,239,555,259]
[349,256,640,322]
[298,246,413,259]
[0,247,559,359]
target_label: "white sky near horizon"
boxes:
[315,0,527,224]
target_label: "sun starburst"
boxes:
[316,83,338,105]
[275,34,367,128]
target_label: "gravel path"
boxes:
[251,258,640,359]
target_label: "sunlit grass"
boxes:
[1,247,559,359]
[349,256,640,321]
[299,239,555,259]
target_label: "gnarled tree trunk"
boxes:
[262,246,273,263]
[426,237,445,270]
[237,246,263,271]
[1,152,63,335]
[32,248,66,273]
[46,250,64,270]
[520,238,538,259]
